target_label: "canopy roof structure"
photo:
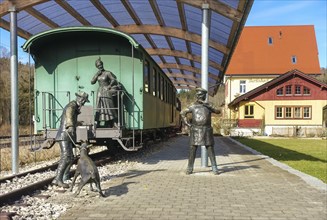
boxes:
[0,0,253,95]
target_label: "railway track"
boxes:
[0,148,117,206]
[0,134,43,149]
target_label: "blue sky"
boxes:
[0,0,326,68]
[245,0,327,68]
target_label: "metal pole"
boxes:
[201,3,210,167]
[10,6,19,174]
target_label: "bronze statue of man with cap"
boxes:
[180,88,220,175]
[52,91,90,188]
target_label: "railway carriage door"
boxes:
[76,50,100,102]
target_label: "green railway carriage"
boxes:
[23,27,181,150]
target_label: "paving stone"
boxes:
[59,136,327,220]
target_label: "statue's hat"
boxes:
[75,91,90,103]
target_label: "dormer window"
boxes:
[285,85,292,95]
[303,86,311,95]
[268,37,273,45]
[291,55,297,64]
[276,87,283,96]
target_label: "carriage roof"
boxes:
[22,26,140,52]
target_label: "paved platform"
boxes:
[59,136,327,220]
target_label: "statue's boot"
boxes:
[63,161,73,181]
[186,145,197,174]
[208,146,219,175]
[52,162,69,188]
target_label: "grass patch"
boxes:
[233,137,327,183]
[0,143,61,173]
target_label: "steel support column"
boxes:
[10,6,19,174]
[201,3,210,167]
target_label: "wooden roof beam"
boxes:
[25,7,59,28]
[167,73,201,82]
[116,25,229,55]
[54,0,91,26]
[90,0,119,27]
[177,0,242,22]
[0,0,49,16]
[171,79,200,87]
[159,63,219,81]
[0,18,32,39]
[121,0,142,25]
[146,48,223,71]
[149,0,165,26]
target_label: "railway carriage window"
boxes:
[162,78,167,102]
[144,60,150,93]
[169,85,172,104]
[152,68,157,96]
[160,76,164,100]
[164,80,168,102]
[157,72,160,98]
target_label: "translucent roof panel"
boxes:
[190,42,201,56]
[184,4,202,35]
[66,1,110,27]
[150,34,170,48]
[151,55,161,64]
[220,0,239,9]
[171,37,187,51]
[209,47,224,64]
[163,56,176,63]
[33,2,82,28]
[210,11,233,45]
[102,0,134,25]
[179,58,191,66]
[129,0,158,25]
[157,0,181,29]
[131,34,152,48]
[0,0,253,95]
[209,66,220,75]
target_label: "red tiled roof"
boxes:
[226,25,321,75]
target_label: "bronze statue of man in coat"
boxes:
[180,88,220,175]
[52,91,90,188]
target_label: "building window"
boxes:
[295,85,301,95]
[244,105,254,118]
[285,85,292,95]
[275,106,311,119]
[303,86,311,95]
[276,87,283,96]
[285,107,292,118]
[240,80,246,94]
[303,107,311,118]
[276,107,283,118]
[291,55,297,64]
[294,107,301,118]
[268,37,273,45]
